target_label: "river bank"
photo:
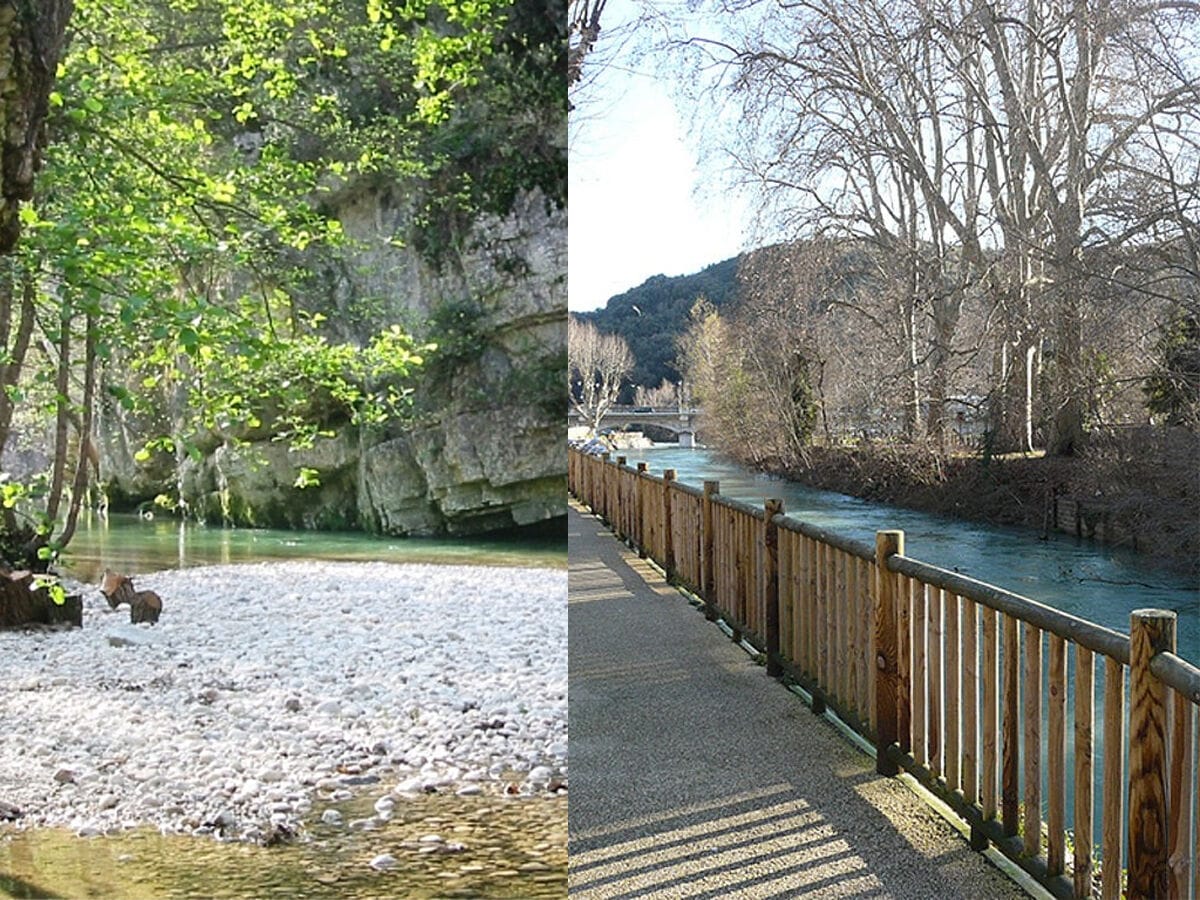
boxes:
[733,427,1198,576]
[628,445,1198,661]
[0,561,567,845]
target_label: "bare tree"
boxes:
[569,316,634,435]
[634,379,679,408]
[701,1,996,446]
[678,296,819,466]
[569,0,607,102]
[690,0,1199,456]
[677,300,760,460]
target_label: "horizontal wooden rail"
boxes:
[1150,651,1200,702]
[888,553,1131,665]
[776,514,875,561]
[567,446,1199,900]
[671,481,706,499]
[711,493,765,520]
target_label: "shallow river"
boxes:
[1,794,565,899]
[635,446,1198,661]
[2,517,566,899]
[61,513,566,581]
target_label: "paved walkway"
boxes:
[568,501,1032,899]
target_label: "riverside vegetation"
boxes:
[576,249,1198,572]
[0,0,567,586]
[569,0,1197,571]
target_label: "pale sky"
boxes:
[567,2,749,312]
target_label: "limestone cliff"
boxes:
[100,182,566,536]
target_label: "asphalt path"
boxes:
[568,501,1032,899]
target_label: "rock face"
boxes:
[180,433,361,531]
[361,406,564,535]
[100,184,566,536]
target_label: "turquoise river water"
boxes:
[635,446,1197,662]
[60,513,566,581]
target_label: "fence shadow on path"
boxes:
[568,504,1030,900]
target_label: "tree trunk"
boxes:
[0,568,81,628]
[56,311,98,548]
[44,298,73,525]
[902,292,922,443]
[926,292,963,449]
[0,0,75,252]
[1048,202,1086,456]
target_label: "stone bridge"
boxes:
[571,406,701,447]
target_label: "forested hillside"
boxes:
[576,255,738,393]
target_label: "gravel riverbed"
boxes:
[0,561,567,844]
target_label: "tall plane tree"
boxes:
[693,0,1198,455]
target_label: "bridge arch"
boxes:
[570,406,700,444]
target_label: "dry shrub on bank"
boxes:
[775,428,1197,574]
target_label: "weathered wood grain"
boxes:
[1127,609,1174,899]
[1074,645,1094,898]
[874,531,903,776]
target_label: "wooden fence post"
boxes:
[635,462,648,557]
[702,481,719,621]
[615,457,627,540]
[1127,608,1175,899]
[663,470,676,582]
[598,452,610,521]
[875,530,904,776]
[764,498,783,678]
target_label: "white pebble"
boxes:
[0,561,566,844]
[320,809,342,826]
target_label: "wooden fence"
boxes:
[568,446,1200,900]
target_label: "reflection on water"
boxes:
[60,513,566,581]
[0,795,566,900]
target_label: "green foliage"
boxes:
[1144,312,1200,427]
[578,256,741,397]
[785,352,819,448]
[412,0,567,267]
[1,0,551,562]
[425,298,491,373]
[32,576,68,607]
[144,320,427,449]
[293,466,322,489]
[506,349,566,419]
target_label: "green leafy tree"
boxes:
[0,0,560,570]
